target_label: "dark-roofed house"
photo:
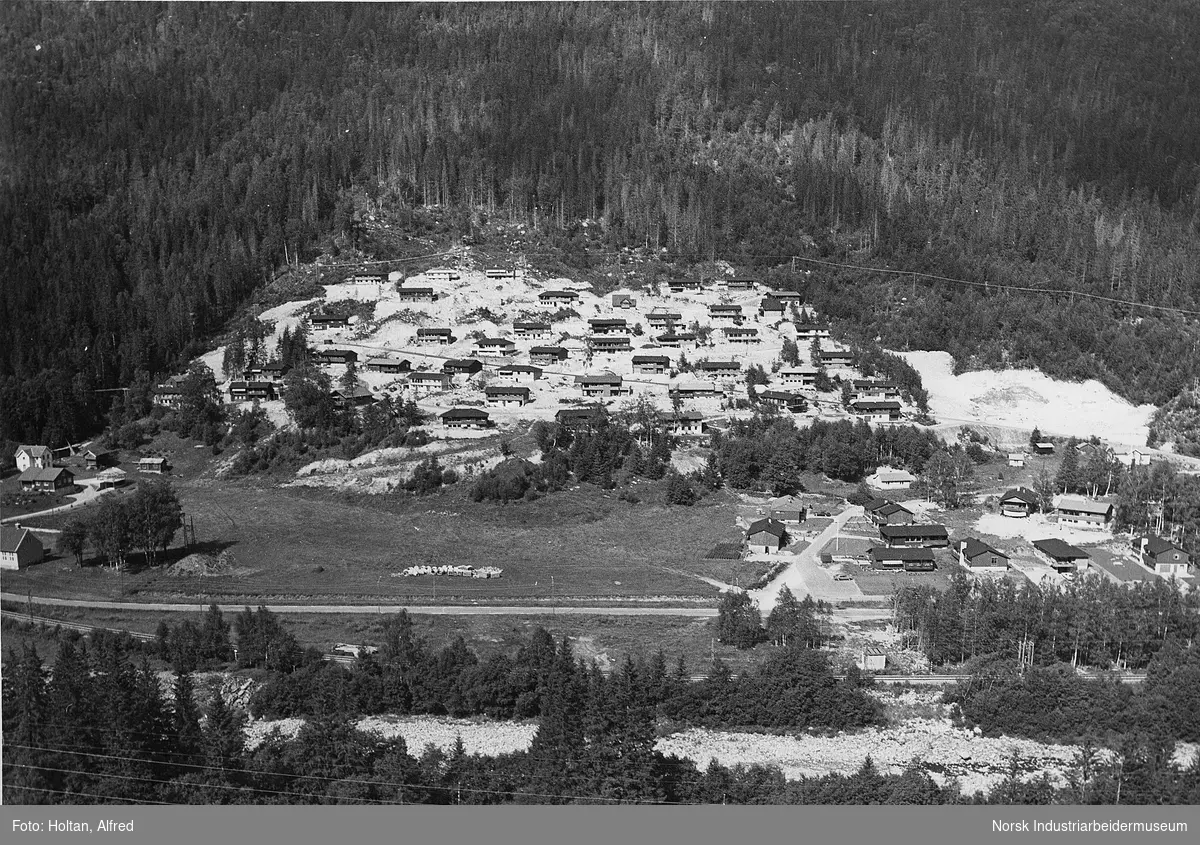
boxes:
[670,381,722,399]
[312,348,359,365]
[665,411,705,437]
[443,359,484,377]
[772,290,804,303]
[1,526,44,570]
[244,361,292,382]
[539,290,579,305]
[1054,495,1113,529]
[441,408,491,429]
[138,457,168,474]
[759,297,785,319]
[656,332,697,348]
[819,349,854,367]
[228,381,276,401]
[476,337,517,357]
[778,366,819,387]
[416,327,454,345]
[695,361,742,380]
[879,524,949,548]
[366,357,411,374]
[349,273,385,285]
[1033,538,1090,572]
[724,327,760,344]
[866,500,915,526]
[1033,441,1056,455]
[589,318,628,335]
[869,547,936,571]
[331,386,376,408]
[485,268,516,280]
[18,467,74,493]
[709,304,744,322]
[579,373,625,398]
[513,321,552,339]
[611,293,638,309]
[407,371,451,394]
[667,278,701,293]
[646,309,681,329]
[556,406,605,431]
[1135,536,1191,578]
[497,364,543,383]
[424,268,460,282]
[759,390,806,413]
[853,380,900,400]
[14,445,52,473]
[999,488,1039,518]
[485,385,532,408]
[309,313,350,330]
[396,286,437,302]
[632,355,671,375]
[589,335,633,353]
[768,496,807,524]
[746,518,787,554]
[958,539,1010,573]
[83,450,113,471]
[725,278,756,290]
[851,399,902,423]
[153,380,185,409]
[530,346,569,366]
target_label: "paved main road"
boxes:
[0,591,892,621]
[749,505,865,617]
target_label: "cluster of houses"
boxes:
[10,444,165,498]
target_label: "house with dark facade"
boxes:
[1032,538,1090,572]
[1134,536,1191,578]
[228,381,276,401]
[864,499,915,526]
[724,327,760,344]
[530,346,569,366]
[999,488,1039,517]
[578,373,625,398]
[869,547,936,571]
[18,467,74,494]
[443,359,484,378]
[695,361,742,380]
[440,408,492,429]
[484,385,532,408]
[588,335,633,353]
[646,309,682,329]
[746,518,787,554]
[415,327,454,345]
[312,348,359,365]
[632,355,671,375]
[396,286,438,302]
[1,526,44,570]
[588,318,628,335]
[759,390,806,413]
[957,539,1010,573]
[308,313,350,330]
[879,524,950,548]
[365,357,411,374]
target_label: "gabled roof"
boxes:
[759,297,784,310]
[852,400,901,411]
[513,321,551,329]
[366,357,410,368]
[746,518,786,538]
[632,355,671,365]
[14,445,50,458]
[875,470,916,484]
[529,346,568,357]
[1032,538,1089,560]
[1054,495,1113,516]
[579,373,622,385]
[476,337,515,347]
[760,390,800,402]
[696,361,740,370]
[864,497,892,513]
[870,547,935,562]
[539,289,578,299]
[1000,487,1039,505]
[408,370,449,381]
[1137,536,1182,557]
[879,524,948,540]
[960,538,1008,561]
[498,364,543,375]
[18,467,72,482]
[440,408,490,420]
[877,502,913,518]
[0,526,40,554]
[417,326,453,334]
[484,385,531,397]
[589,318,628,326]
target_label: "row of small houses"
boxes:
[997,487,1115,528]
[11,445,169,495]
[439,404,707,437]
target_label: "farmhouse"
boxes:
[137,457,168,474]
[443,359,484,377]
[759,390,806,413]
[396,286,437,303]
[228,381,276,401]
[308,313,350,330]
[365,357,411,374]
[539,290,579,305]
[312,348,358,365]
[879,524,949,548]
[869,547,936,571]
[957,539,1010,573]
[724,327,760,343]
[14,445,52,473]
[1033,538,1090,572]
[670,381,722,399]
[768,495,807,524]
[1007,452,1027,468]
[556,406,605,431]
[1134,536,1191,578]
[999,487,1039,517]
[777,366,819,387]
[646,309,682,329]
[415,327,454,345]
[440,408,492,429]
[331,386,376,408]
[632,355,671,375]
[665,411,706,437]
[870,469,916,490]
[819,349,855,367]
[513,321,552,339]
[407,371,451,393]
[708,304,744,322]
[611,293,638,309]
[95,467,128,490]
[485,385,532,408]
[530,346,569,366]
[851,399,902,422]
[424,268,460,282]
[18,467,74,493]
[759,297,785,319]
[497,364,543,383]
[865,499,915,526]
[695,361,742,379]
[475,337,517,357]
[0,526,44,570]
[83,450,112,471]
[1053,495,1113,529]
[589,318,628,335]
[243,361,291,382]
[746,518,787,554]
[589,336,633,353]
[578,373,625,398]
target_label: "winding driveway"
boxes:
[749,505,865,616]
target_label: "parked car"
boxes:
[819,553,834,565]
[833,573,853,581]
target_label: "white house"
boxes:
[0,525,44,570]
[14,445,52,473]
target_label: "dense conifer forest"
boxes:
[4,1,1200,444]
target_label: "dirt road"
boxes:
[749,505,865,616]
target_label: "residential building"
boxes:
[999,488,1039,518]
[611,293,638,309]
[708,304,744,323]
[871,469,916,490]
[82,450,112,471]
[14,445,52,473]
[243,361,291,382]
[879,524,949,548]
[664,411,706,438]
[724,327,760,344]
[771,290,804,303]
[415,328,454,345]
[695,361,742,380]
[759,297,785,319]
[396,286,438,302]
[18,467,74,493]
[485,385,532,408]
[538,290,579,305]
[1054,495,1113,529]
[530,346,569,366]
[819,349,854,367]
[1032,538,1090,572]
[725,278,756,291]
[588,318,628,335]
[152,377,186,409]
[1032,441,1056,455]
[0,525,44,570]
[312,348,358,366]
[137,457,167,474]
[443,359,484,377]
[578,373,625,398]
[407,371,451,393]
[646,309,682,329]
[475,338,517,357]
[632,355,671,375]
[794,326,831,342]
[588,336,633,353]
[667,278,701,293]
[655,332,697,348]
[441,408,492,429]
[424,268,460,283]
[555,406,605,432]
[308,313,350,330]
[865,499,915,526]
[497,364,543,384]
[851,399,901,422]
[777,366,819,388]
[485,268,516,280]
[759,390,806,413]
[1134,536,1191,578]
[957,539,1010,572]
[349,273,385,285]
[670,381,722,399]
[513,321,552,339]
[1007,452,1027,468]
[852,380,900,400]
[365,357,411,374]
[746,518,787,554]
[869,547,936,571]
[768,496,807,524]
[331,386,376,408]
[228,381,276,401]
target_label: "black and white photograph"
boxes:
[1,1,1198,840]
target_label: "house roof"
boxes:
[877,502,913,517]
[709,304,742,313]
[879,524,948,540]
[477,337,515,347]
[852,400,901,411]
[1137,536,1182,557]
[366,357,409,368]
[417,327,453,334]
[864,498,892,513]
[1032,538,1089,560]
[0,526,40,554]
[539,290,578,299]
[310,313,349,322]
[1000,487,1039,505]
[396,286,435,294]
[760,297,784,310]
[18,467,71,482]
[869,547,935,562]
[138,457,167,465]
[498,364,543,375]
[780,366,819,375]
[579,373,622,385]
[440,408,490,420]
[589,318,627,326]
[1054,495,1113,516]
[444,358,483,370]
[696,361,740,370]
[409,370,449,381]
[724,327,759,335]
[875,470,916,484]
[746,518,786,539]
[632,355,671,365]
[769,495,806,512]
[15,445,50,458]
[529,346,568,357]
[667,411,705,423]
[96,467,127,482]
[485,386,531,398]
[960,538,1008,561]
[760,390,800,402]
[513,321,551,329]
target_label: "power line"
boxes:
[2,783,174,805]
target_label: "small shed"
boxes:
[860,647,886,672]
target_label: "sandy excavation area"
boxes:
[899,351,1155,448]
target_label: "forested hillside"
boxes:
[4,1,1200,443]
